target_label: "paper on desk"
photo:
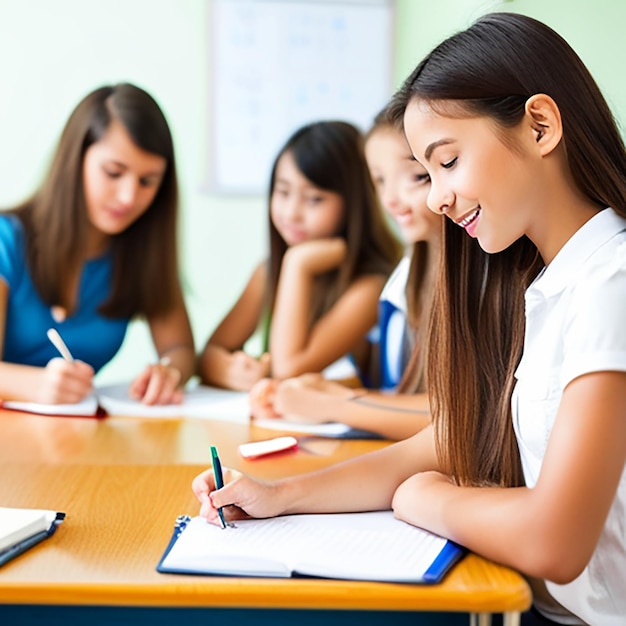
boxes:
[251,417,381,439]
[98,383,250,422]
[1,396,100,417]
[252,417,352,436]
[2,384,251,422]
[159,511,455,582]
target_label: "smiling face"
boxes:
[365,126,440,245]
[402,99,543,254]
[270,150,345,246]
[82,118,167,253]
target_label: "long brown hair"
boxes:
[266,120,402,330]
[9,83,181,318]
[389,12,626,487]
[396,235,439,394]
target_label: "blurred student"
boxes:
[198,121,402,391]
[249,107,442,440]
[194,13,626,625]
[0,83,194,406]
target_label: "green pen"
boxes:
[210,446,227,529]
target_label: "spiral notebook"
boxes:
[157,511,465,583]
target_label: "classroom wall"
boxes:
[0,0,624,384]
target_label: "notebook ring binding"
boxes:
[174,515,191,534]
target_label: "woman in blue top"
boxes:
[0,83,194,406]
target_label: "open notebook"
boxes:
[0,383,250,421]
[0,507,65,567]
[157,511,465,583]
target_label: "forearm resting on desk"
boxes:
[195,427,440,523]
[0,359,94,404]
[273,379,431,440]
[198,344,270,391]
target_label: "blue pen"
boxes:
[210,446,227,529]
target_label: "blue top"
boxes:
[358,255,412,390]
[0,214,129,372]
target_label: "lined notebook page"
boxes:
[160,511,450,582]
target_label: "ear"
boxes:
[524,94,562,156]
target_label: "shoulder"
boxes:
[571,230,626,308]
[344,272,388,299]
[245,260,268,294]
[0,213,24,242]
[563,233,626,374]
[251,259,268,282]
[235,260,269,305]
[0,214,26,279]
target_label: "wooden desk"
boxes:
[0,411,531,625]
[0,464,530,618]
[0,410,386,471]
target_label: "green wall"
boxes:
[0,0,624,383]
[393,0,626,129]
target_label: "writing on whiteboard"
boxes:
[210,0,394,193]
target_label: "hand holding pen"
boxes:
[43,328,95,405]
[191,455,290,526]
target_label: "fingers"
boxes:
[129,360,182,405]
[192,471,221,524]
[228,352,273,391]
[295,372,326,387]
[258,352,271,377]
[249,377,282,419]
[42,358,95,404]
[285,238,348,273]
[193,467,248,525]
[208,472,268,519]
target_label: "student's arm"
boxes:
[392,371,626,584]
[277,377,430,440]
[270,238,385,379]
[197,262,270,391]
[129,287,195,405]
[249,373,430,440]
[192,424,440,524]
[0,279,94,403]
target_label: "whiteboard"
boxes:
[209,0,395,194]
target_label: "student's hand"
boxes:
[192,467,286,526]
[129,359,183,405]
[280,373,356,397]
[225,351,271,391]
[40,357,95,404]
[249,377,282,419]
[283,237,347,275]
[268,373,357,423]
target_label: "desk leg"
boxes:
[470,612,521,626]
[503,613,521,626]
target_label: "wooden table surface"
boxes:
[0,463,531,613]
[0,411,386,471]
[0,409,531,616]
